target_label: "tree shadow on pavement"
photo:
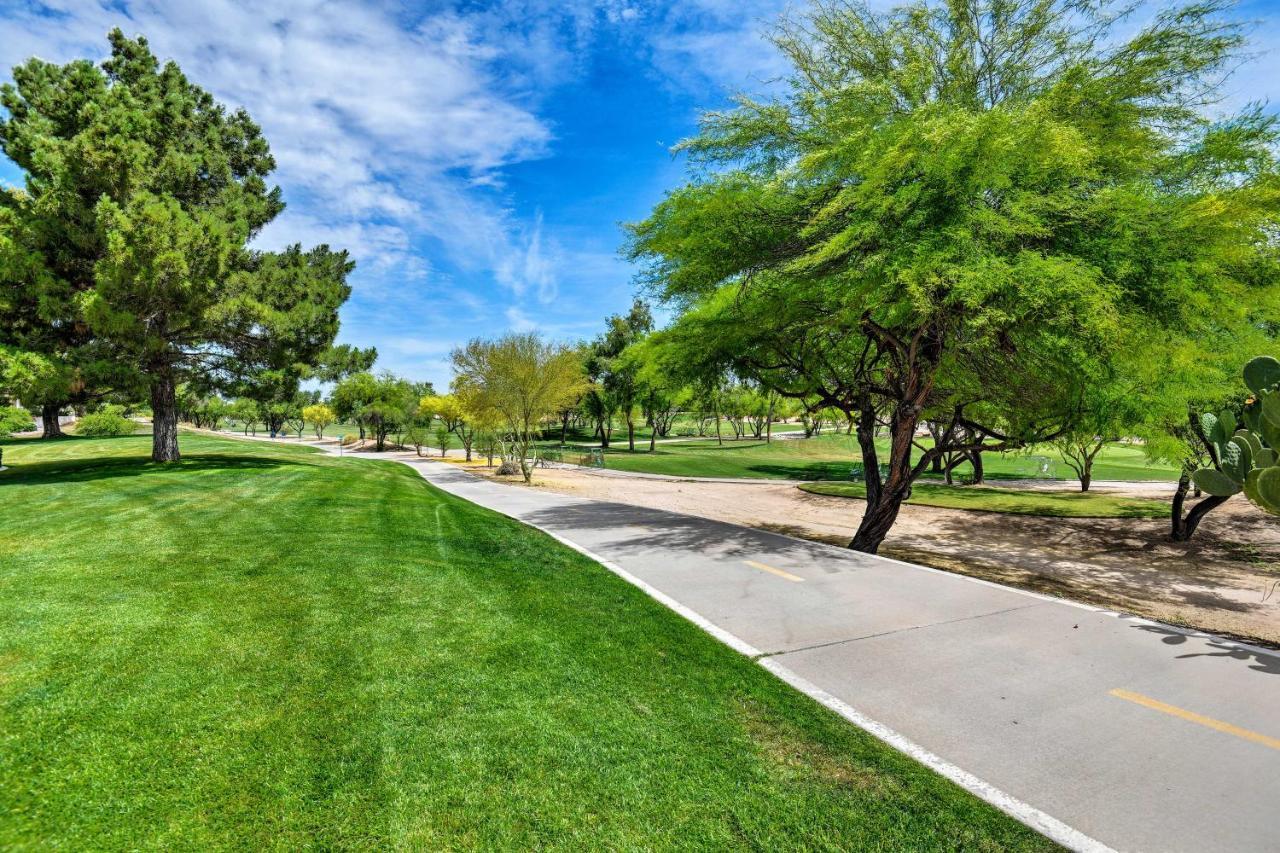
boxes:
[520,496,1280,674]
[521,499,896,577]
[1127,622,1280,675]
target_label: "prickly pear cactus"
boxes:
[1194,356,1280,515]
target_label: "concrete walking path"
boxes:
[225,433,1280,852]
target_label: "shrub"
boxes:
[74,411,136,437]
[0,406,36,437]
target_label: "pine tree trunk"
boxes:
[41,402,63,438]
[150,372,180,462]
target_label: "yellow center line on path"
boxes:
[1109,688,1280,751]
[743,560,805,583]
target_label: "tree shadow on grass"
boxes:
[0,453,306,486]
[742,463,852,481]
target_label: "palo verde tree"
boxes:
[628,0,1280,553]
[0,31,353,462]
[451,333,587,484]
[303,403,335,439]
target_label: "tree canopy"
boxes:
[627,0,1280,552]
[451,333,587,483]
[0,30,354,461]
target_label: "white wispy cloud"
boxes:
[4,0,1274,396]
[0,0,554,298]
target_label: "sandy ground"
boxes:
[477,466,1280,646]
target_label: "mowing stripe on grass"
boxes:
[369,452,1111,853]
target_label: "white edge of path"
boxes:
[209,432,1194,851]
[377,454,1118,853]
[529,517,1114,853]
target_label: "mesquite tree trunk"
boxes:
[849,396,920,554]
[150,372,180,462]
[41,402,63,438]
[927,422,943,472]
[969,449,984,484]
[1170,471,1228,541]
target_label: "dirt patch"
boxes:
[485,466,1280,646]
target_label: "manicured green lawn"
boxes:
[800,481,1168,519]
[587,433,1179,483]
[226,418,361,438]
[0,433,1051,849]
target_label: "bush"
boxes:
[74,411,137,437]
[0,406,36,437]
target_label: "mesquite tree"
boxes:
[628,0,1280,553]
[0,31,352,461]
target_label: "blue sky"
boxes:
[2,0,1278,390]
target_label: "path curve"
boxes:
[219,431,1280,852]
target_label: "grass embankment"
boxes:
[0,433,1052,849]
[588,433,1178,483]
[800,481,1168,519]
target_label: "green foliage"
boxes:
[73,410,136,437]
[302,403,335,438]
[434,424,453,457]
[310,344,378,384]
[0,433,1050,849]
[451,333,587,482]
[228,398,258,432]
[1243,357,1280,396]
[583,300,653,448]
[0,405,35,437]
[331,371,416,451]
[0,31,353,461]
[627,0,1280,551]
